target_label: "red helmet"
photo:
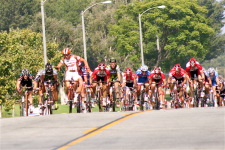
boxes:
[62,48,71,55]
[154,67,161,74]
[189,58,196,67]
[174,64,181,68]
[125,68,132,74]
[173,64,181,71]
[98,63,106,70]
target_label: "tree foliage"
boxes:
[0,29,60,106]
[0,0,39,31]
[110,0,215,70]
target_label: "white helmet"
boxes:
[208,67,215,74]
[141,65,148,71]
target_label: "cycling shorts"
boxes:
[126,82,133,88]
[65,71,82,81]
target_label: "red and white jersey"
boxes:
[149,72,166,83]
[169,68,186,79]
[186,62,203,77]
[60,55,81,71]
[122,72,136,83]
[92,68,111,80]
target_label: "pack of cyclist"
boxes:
[16,48,225,115]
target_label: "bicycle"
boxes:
[95,81,104,112]
[170,81,182,109]
[85,84,92,113]
[121,87,136,111]
[40,80,55,115]
[67,78,82,113]
[139,83,150,111]
[20,87,32,116]
[152,83,161,110]
[108,81,118,112]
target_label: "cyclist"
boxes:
[55,48,88,100]
[207,67,220,107]
[106,57,122,101]
[33,69,45,106]
[122,68,137,109]
[202,68,212,102]
[34,63,59,109]
[186,58,205,99]
[16,69,35,113]
[168,64,188,107]
[79,65,95,108]
[90,63,110,107]
[218,76,225,106]
[136,65,151,102]
[149,67,166,108]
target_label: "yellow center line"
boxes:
[56,110,152,150]
[83,128,97,134]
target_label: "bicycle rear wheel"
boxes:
[68,89,74,113]
[86,92,92,113]
[112,89,116,112]
[76,94,82,113]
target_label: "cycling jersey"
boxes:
[42,69,58,82]
[60,54,81,72]
[208,71,218,86]
[122,72,136,87]
[169,68,186,84]
[18,74,34,90]
[106,65,120,81]
[149,72,166,84]
[186,62,203,79]
[79,66,92,85]
[136,69,151,83]
[92,68,110,82]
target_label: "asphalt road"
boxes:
[1,107,225,150]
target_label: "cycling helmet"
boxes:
[62,48,71,55]
[141,65,148,71]
[22,68,29,76]
[174,64,181,68]
[109,57,116,63]
[45,63,53,74]
[208,67,215,74]
[189,58,196,67]
[98,63,106,70]
[173,64,181,71]
[154,67,161,74]
[125,68,132,74]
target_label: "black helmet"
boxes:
[109,57,116,63]
[45,63,53,73]
[22,68,29,76]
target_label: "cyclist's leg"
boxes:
[158,85,165,108]
[150,82,156,105]
[102,83,107,106]
[212,86,217,107]
[136,83,142,100]
[114,81,120,99]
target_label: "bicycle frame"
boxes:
[42,80,54,115]
[152,83,160,110]
[109,82,117,112]
[21,87,31,116]
[96,81,103,112]
[85,85,92,113]
[122,86,135,111]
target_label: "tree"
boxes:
[110,0,214,70]
[197,0,225,60]
[0,29,60,113]
[0,0,39,31]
